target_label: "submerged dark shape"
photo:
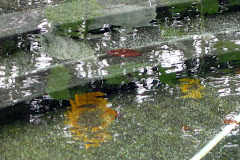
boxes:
[108,49,142,57]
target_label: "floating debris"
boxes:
[179,78,204,98]
[107,49,142,57]
[66,92,117,149]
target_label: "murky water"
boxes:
[1,0,240,159]
[1,47,240,159]
[1,67,240,159]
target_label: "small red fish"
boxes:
[108,49,142,57]
[224,119,239,126]
[181,126,191,131]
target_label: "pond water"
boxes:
[1,34,240,159]
[1,0,240,159]
[0,0,66,14]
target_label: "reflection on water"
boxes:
[1,60,240,158]
[66,92,117,149]
[1,31,240,158]
[0,0,239,106]
[207,75,240,97]
[1,0,240,159]
[0,0,66,14]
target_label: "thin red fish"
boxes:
[181,126,191,131]
[108,49,142,57]
[224,119,239,125]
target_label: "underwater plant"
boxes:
[66,92,117,149]
[179,78,204,98]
